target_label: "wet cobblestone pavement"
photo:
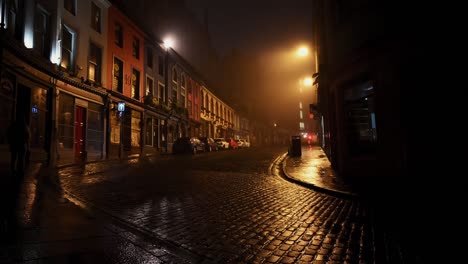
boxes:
[45,148,382,263]
[283,146,356,196]
[2,147,427,263]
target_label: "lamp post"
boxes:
[163,38,173,152]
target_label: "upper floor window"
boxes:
[187,81,192,94]
[64,0,76,15]
[132,37,140,59]
[114,23,123,48]
[171,84,177,103]
[34,5,50,59]
[7,0,20,38]
[180,83,186,107]
[131,69,140,100]
[146,47,153,69]
[91,2,101,33]
[112,57,123,93]
[88,42,102,83]
[158,83,165,103]
[146,76,154,96]
[60,24,76,72]
[181,74,186,88]
[158,56,164,76]
[172,67,178,83]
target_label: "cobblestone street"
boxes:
[44,148,381,263]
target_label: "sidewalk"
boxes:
[281,145,359,198]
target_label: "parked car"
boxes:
[237,139,250,148]
[226,138,239,149]
[214,138,230,149]
[172,137,205,154]
[199,137,218,152]
[235,139,244,148]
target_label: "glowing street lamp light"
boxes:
[297,46,309,57]
[163,38,174,50]
[303,77,313,86]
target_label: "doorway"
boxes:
[74,106,86,162]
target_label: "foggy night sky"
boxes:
[184,0,315,131]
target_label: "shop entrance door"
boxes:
[74,106,86,162]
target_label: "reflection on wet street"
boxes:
[45,147,379,263]
[0,162,189,263]
[1,147,416,263]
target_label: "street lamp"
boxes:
[163,38,174,152]
[297,46,309,57]
[303,77,313,86]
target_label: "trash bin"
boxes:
[289,135,302,156]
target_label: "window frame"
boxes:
[114,23,123,48]
[60,24,76,72]
[64,0,76,15]
[131,68,141,100]
[146,75,154,97]
[112,56,124,93]
[90,2,101,33]
[88,42,102,83]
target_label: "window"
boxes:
[181,74,186,88]
[172,84,177,104]
[30,87,48,149]
[64,0,75,15]
[188,101,192,116]
[86,102,103,160]
[131,69,140,100]
[172,67,177,82]
[180,87,186,107]
[115,23,123,47]
[7,0,19,38]
[344,80,377,156]
[146,47,153,68]
[131,110,141,147]
[158,56,164,76]
[145,118,153,146]
[180,74,186,107]
[112,57,123,93]
[34,5,50,58]
[146,76,154,96]
[58,93,74,150]
[91,2,101,33]
[88,42,102,83]
[60,24,76,71]
[299,122,305,130]
[158,83,165,103]
[132,37,139,59]
[187,81,192,94]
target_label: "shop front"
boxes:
[55,82,106,166]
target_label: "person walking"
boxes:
[7,118,30,176]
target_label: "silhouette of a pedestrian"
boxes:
[7,119,30,176]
